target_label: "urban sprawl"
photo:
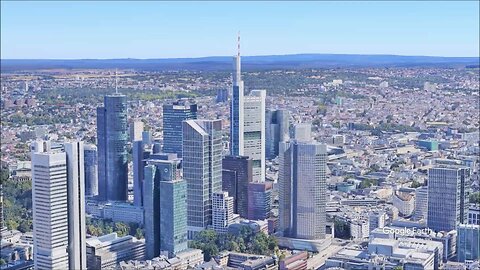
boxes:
[1,40,479,270]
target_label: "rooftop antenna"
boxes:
[115,69,118,94]
[237,31,241,57]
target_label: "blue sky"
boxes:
[1,1,479,59]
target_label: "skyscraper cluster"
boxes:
[28,36,332,269]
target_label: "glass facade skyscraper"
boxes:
[183,119,223,238]
[222,155,253,218]
[427,166,470,232]
[457,224,480,262]
[266,109,290,159]
[84,144,98,197]
[247,181,272,221]
[221,169,237,213]
[143,164,159,259]
[243,90,266,182]
[133,136,152,207]
[143,154,187,259]
[216,89,229,103]
[279,125,327,240]
[413,185,428,221]
[159,175,187,257]
[230,35,244,157]
[162,100,197,157]
[96,94,128,202]
[229,36,265,182]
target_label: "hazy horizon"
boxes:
[2,52,479,61]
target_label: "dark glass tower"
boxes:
[144,154,187,259]
[96,94,128,201]
[222,155,253,218]
[247,181,273,220]
[162,100,197,157]
[84,144,98,197]
[216,89,229,103]
[133,138,152,207]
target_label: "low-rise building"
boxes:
[116,248,203,270]
[368,211,387,233]
[228,220,268,236]
[227,252,277,270]
[86,233,146,270]
[212,192,237,234]
[371,226,456,262]
[392,189,415,217]
[85,201,144,225]
[279,251,308,270]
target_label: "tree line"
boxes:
[189,227,278,261]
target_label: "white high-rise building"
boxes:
[64,141,87,269]
[32,141,69,269]
[31,140,87,270]
[212,191,236,234]
[129,120,144,142]
[293,124,312,142]
[229,34,266,182]
[244,90,266,182]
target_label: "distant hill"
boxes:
[1,54,479,72]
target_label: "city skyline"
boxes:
[1,1,479,59]
[1,2,479,268]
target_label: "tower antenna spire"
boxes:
[237,31,240,57]
[115,69,118,94]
